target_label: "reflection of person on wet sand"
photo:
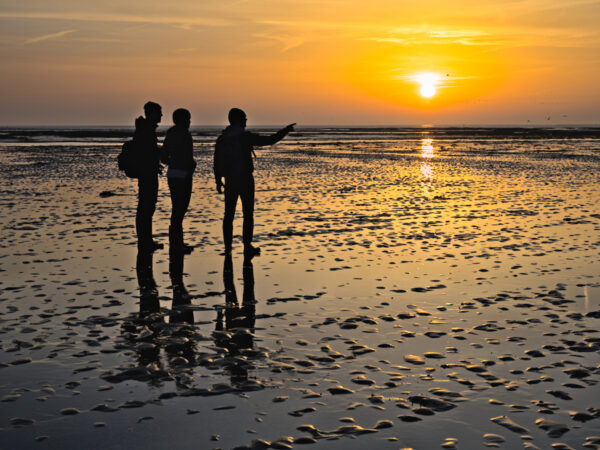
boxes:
[215,255,257,384]
[214,108,295,258]
[115,247,196,385]
[166,247,197,386]
[131,248,163,373]
[168,246,194,325]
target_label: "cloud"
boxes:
[395,72,480,90]
[25,29,76,44]
[0,11,233,27]
[363,25,600,49]
[361,26,500,46]
[253,32,306,52]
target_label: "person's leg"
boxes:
[148,175,159,248]
[223,182,239,253]
[181,175,193,246]
[240,175,255,248]
[136,178,147,247]
[168,177,184,250]
[182,175,193,218]
[136,175,159,250]
[136,246,155,290]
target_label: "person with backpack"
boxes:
[162,108,196,254]
[213,108,294,259]
[134,101,164,252]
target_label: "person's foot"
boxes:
[151,241,164,251]
[243,244,260,260]
[223,245,232,256]
[181,243,194,255]
[172,282,190,300]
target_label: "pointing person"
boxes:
[214,108,294,259]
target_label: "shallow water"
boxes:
[1,130,600,449]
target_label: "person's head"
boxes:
[144,101,162,124]
[172,108,191,128]
[228,108,247,127]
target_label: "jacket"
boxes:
[214,125,287,180]
[162,125,196,173]
[133,116,161,177]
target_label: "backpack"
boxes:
[117,140,140,178]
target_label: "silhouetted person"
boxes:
[162,108,196,254]
[215,255,257,384]
[214,108,295,258]
[135,101,163,252]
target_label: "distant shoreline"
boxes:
[1,126,600,144]
[0,124,599,129]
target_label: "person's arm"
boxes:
[248,123,295,147]
[213,137,224,193]
[160,132,171,165]
[186,133,196,172]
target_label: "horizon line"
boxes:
[1,123,599,128]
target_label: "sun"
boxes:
[420,84,436,98]
[414,72,441,98]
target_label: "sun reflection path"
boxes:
[421,138,435,158]
[421,138,434,180]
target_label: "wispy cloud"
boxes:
[364,26,600,49]
[362,26,499,46]
[25,29,76,45]
[0,11,233,27]
[365,36,497,46]
[253,32,306,52]
[395,72,480,90]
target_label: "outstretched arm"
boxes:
[249,123,296,147]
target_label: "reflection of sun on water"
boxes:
[421,138,434,158]
[421,138,434,180]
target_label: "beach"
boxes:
[1,127,600,449]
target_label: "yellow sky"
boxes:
[0,0,599,125]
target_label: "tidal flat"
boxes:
[1,128,600,449]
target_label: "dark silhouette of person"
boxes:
[213,108,295,258]
[135,101,164,252]
[215,255,257,384]
[162,108,196,254]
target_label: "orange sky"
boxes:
[1,0,599,125]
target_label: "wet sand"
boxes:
[1,132,600,449]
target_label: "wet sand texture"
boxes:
[1,129,600,448]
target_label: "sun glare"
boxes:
[414,73,441,98]
[420,84,436,98]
